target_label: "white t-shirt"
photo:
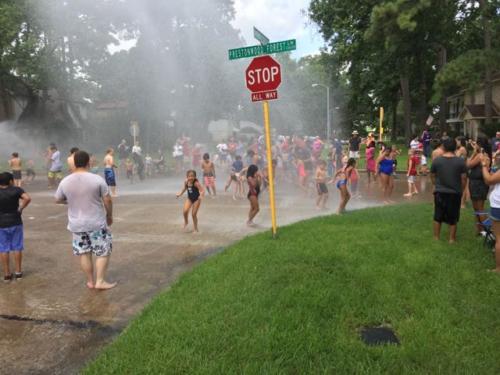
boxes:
[50,150,63,172]
[132,145,142,155]
[216,143,228,154]
[410,140,420,150]
[55,172,110,232]
[490,183,500,209]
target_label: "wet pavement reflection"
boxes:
[0,172,433,374]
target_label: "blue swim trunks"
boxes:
[491,207,500,221]
[104,168,116,186]
[0,225,24,253]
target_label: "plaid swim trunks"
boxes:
[72,227,112,257]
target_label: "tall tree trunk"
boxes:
[0,81,11,120]
[480,0,492,125]
[391,91,399,142]
[400,75,412,140]
[438,46,448,132]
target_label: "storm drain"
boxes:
[360,326,400,346]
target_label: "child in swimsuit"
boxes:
[225,155,244,199]
[246,164,261,226]
[335,158,356,214]
[404,148,419,197]
[377,147,395,203]
[365,141,377,184]
[201,153,216,196]
[176,170,204,233]
[315,160,329,210]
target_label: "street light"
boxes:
[312,83,331,140]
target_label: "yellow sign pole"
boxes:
[379,107,384,142]
[262,100,278,237]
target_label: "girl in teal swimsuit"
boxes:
[335,158,356,214]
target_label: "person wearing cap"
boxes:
[349,131,362,160]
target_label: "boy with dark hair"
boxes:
[0,172,31,282]
[430,138,467,243]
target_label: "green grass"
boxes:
[84,204,500,374]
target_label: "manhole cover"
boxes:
[360,326,400,346]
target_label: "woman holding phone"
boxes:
[467,138,491,234]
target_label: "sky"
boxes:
[231,0,325,59]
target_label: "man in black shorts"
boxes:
[430,138,467,243]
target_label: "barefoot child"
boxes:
[25,159,36,184]
[201,153,216,196]
[404,149,419,197]
[225,155,244,199]
[176,170,204,233]
[246,164,261,226]
[9,153,22,187]
[315,160,329,209]
[377,147,395,204]
[365,141,377,184]
[335,158,356,214]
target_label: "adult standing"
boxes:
[131,142,145,180]
[481,152,500,272]
[0,172,31,282]
[430,138,467,243]
[117,139,129,174]
[348,131,362,160]
[466,138,491,233]
[173,139,184,174]
[421,127,432,158]
[333,138,343,171]
[55,151,116,290]
[47,144,63,189]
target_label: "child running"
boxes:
[225,155,244,199]
[315,160,329,209]
[377,146,395,203]
[176,170,205,233]
[335,158,356,214]
[404,149,419,197]
[201,153,216,197]
[246,164,261,227]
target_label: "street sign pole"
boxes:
[262,100,277,237]
[379,107,384,142]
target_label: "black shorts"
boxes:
[12,170,22,180]
[469,179,489,201]
[317,183,328,195]
[434,192,461,225]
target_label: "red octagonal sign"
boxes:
[246,55,282,93]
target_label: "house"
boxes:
[446,75,500,139]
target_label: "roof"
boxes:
[95,101,128,110]
[459,104,500,120]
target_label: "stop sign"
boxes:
[246,55,281,93]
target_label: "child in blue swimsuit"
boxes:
[377,147,395,203]
[176,170,205,233]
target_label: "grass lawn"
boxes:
[84,203,500,374]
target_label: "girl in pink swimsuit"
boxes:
[365,141,377,184]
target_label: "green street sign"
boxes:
[228,39,297,60]
[253,27,270,45]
